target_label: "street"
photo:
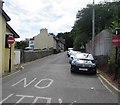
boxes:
[1,52,119,104]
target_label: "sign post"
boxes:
[112,28,120,80]
[7,35,14,72]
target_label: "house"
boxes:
[29,38,34,49]
[34,28,56,50]
[0,0,20,74]
[54,36,65,52]
[34,28,65,53]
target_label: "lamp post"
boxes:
[92,0,95,56]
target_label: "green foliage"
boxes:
[70,1,120,49]
[108,49,115,66]
[109,20,120,34]
[73,33,88,50]
[15,40,29,49]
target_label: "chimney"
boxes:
[0,0,4,9]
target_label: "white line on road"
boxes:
[98,76,112,93]
[58,98,63,105]
[32,96,51,104]
[34,78,54,89]
[0,94,13,104]
[11,77,37,88]
[16,94,34,103]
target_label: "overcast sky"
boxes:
[4,0,107,41]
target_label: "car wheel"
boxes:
[93,70,96,74]
[70,66,74,73]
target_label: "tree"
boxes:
[70,1,120,49]
[57,32,73,50]
[15,39,29,49]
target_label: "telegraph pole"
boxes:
[92,0,95,56]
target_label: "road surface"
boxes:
[1,52,119,104]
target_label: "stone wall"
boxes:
[20,49,53,63]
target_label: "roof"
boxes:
[0,8,11,21]
[54,36,65,44]
[6,23,20,38]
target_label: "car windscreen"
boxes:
[75,53,94,60]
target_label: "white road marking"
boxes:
[98,76,112,93]
[58,98,63,105]
[12,77,37,88]
[16,94,34,103]
[69,101,77,105]
[34,78,53,89]
[0,94,13,104]
[99,74,120,92]
[32,96,51,104]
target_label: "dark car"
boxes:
[70,53,97,74]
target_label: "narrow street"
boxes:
[1,52,119,104]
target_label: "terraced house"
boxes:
[0,0,20,75]
[34,28,65,53]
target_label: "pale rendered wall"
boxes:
[4,45,14,72]
[47,34,54,48]
[0,14,15,73]
[5,28,15,72]
[35,29,54,49]
[35,29,51,49]
[0,14,2,75]
[0,12,2,105]
[0,15,6,74]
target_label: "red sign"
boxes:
[112,35,120,46]
[7,36,14,45]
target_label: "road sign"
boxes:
[112,35,120,46]
[7,35,14,72]
[80,44,85,49]
[7,36,14,45]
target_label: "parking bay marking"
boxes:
[11,78,53,89]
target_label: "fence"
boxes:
[14,50,21,65]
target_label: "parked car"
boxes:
[69,51,81,64]
[70,53,97,74]
[67,48,73,57]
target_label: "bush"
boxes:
[108,48,115,66]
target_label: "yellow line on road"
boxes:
[98,76,112,93]
[98,74,120,93]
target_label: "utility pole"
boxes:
[92,0,95,56]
